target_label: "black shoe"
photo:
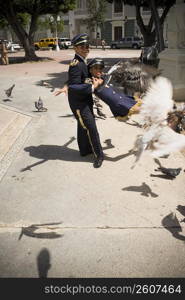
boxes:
[93,157,104,168]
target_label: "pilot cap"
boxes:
[88,58,104,69]
[71,33,89,46]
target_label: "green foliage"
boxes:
[86,0,107,30]
[0,17,8,29]
[17,12,30,27]
[37,14,64,35]
[0,0,77,60]
[0,0,76,16]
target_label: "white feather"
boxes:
[138,76,173,125]
[150,126,185,157]
[107,60,121,75]
[132,76,185,163]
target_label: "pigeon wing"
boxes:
[35,101,39,110]
[138,76,174,126]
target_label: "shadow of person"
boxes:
[20,137,87,172]
[59,114,74,118]
[21,137,116,172]
[122,182,158,198]
[161,213,185,241]
[105,149,136,162]
[37,248,51,278]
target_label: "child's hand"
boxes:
[54,85,68,96]
[92,77,104,89]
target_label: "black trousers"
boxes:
[69,102,103,158]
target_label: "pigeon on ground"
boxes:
[35,97,47,112]
[155,166,182,178]
[154,159,182,178]
[5,84,15,97]
[93,97,103,108]
[95,107,106,119]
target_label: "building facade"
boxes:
[61,0,168,45]
[0,0,168,45]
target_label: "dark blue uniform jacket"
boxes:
[68,54,93,109]
[95,85,137,117]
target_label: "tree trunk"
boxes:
[150,0,165,53]
[135,3,156,47]
[142,31,156,47]
[4,0,39,61]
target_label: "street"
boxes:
[0,48,185,278]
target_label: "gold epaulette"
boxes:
[69,59,79,67]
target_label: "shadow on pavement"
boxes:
[20,140,92,172]
[59,114,74,118]
[150,174,175,180]
[18,222,63,240]
[35,71,68,90]
[8,56,54,64]
[177,205,185,217]
[162,213,185,241]
[37,248,51,278]
[20,138,117,172]
[122,182,158,198]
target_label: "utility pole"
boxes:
[55,15,60,51]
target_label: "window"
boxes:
[126,37,132,41]
[114,0,123,13]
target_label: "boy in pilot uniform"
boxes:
[68,57,142,121]
[55,34,104,168]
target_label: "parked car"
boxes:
[34,38,57,50]
[58,38,71,49]
[7,41,21,51]
[111,36,143,49]
[0,39,21,51]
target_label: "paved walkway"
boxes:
[0,49,185,278]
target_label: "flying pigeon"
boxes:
[35,97,47,112]
[131,76,185,164]
[5,84,15,97]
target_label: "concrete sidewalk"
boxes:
[0,49,185,278]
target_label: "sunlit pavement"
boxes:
[0,48,185,278]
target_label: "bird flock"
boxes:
[3,80,52,112]
[2,60,185,179]
[105,59,185,177]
